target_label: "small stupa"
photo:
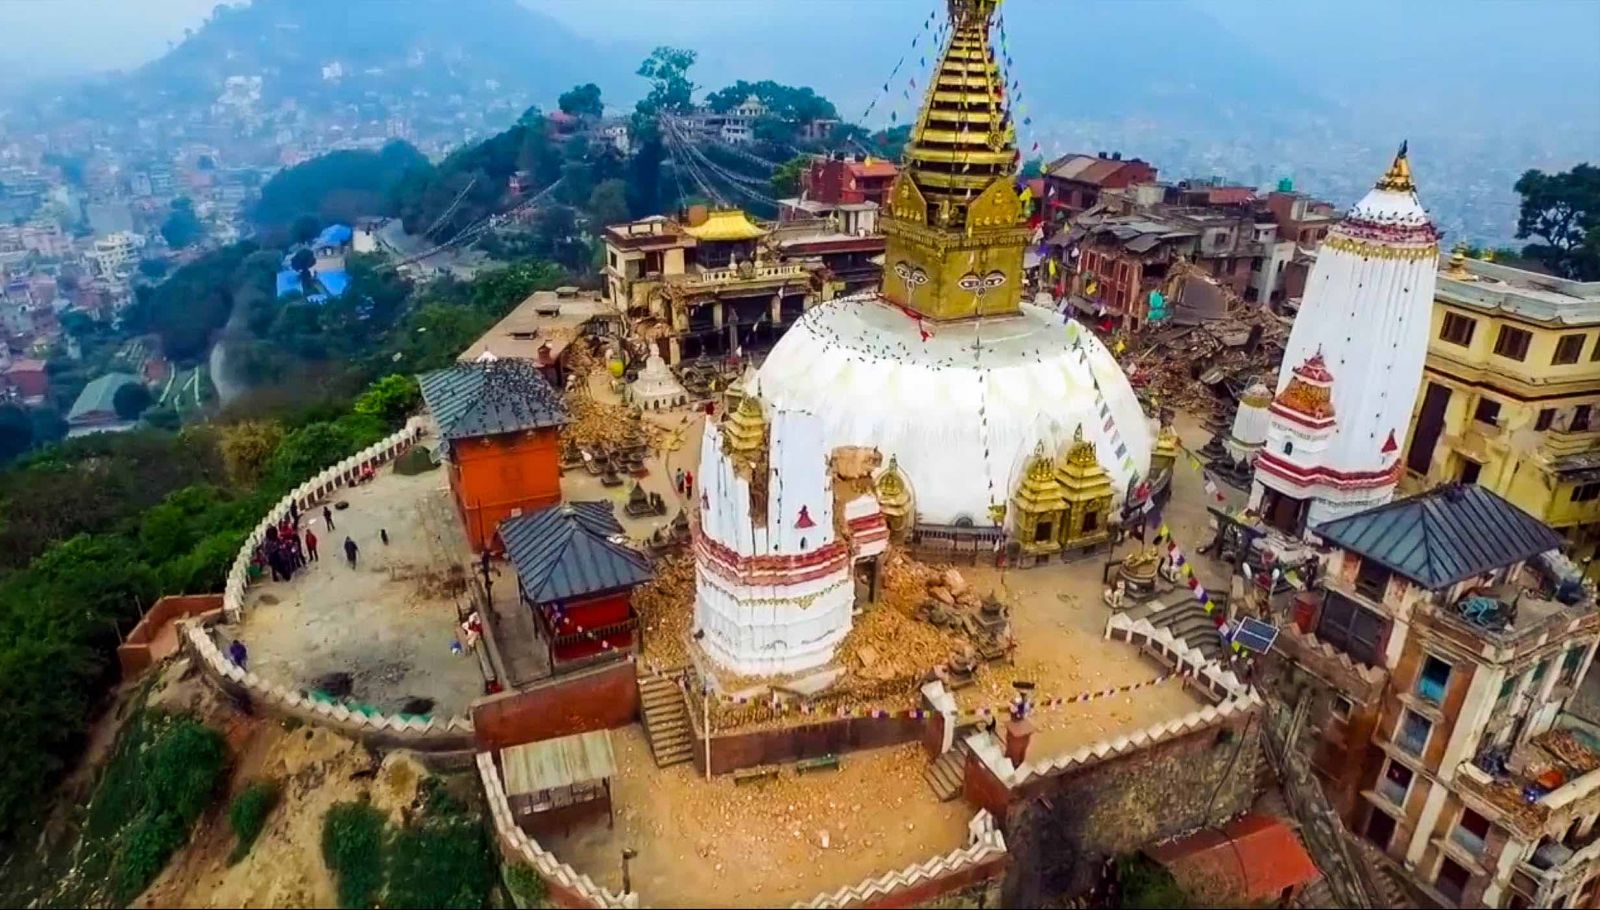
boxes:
[627,353,688,411]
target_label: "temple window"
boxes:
[1034,521,1053,542]
[1493,325,1532,361]
[1083,511,1097,532]
[1439,312,1476,346]
[1283,440,1294,455]
[1316,591,1386,667]
[1354,559,1391,600]
[1553,333,1585,365]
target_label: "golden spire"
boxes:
[881,0,1030,322]
[1375,140,1416,193]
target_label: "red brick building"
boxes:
[1041,152,1158,229]
[802,155,898,207]
[418,359,570,552]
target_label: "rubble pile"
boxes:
[1122,308,1290,416]
[634,553,695,670]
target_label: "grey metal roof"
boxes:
[1315,484,1563,590]
[417,359,568,441]
[499,502,653,604]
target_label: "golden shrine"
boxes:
[1009,427,1115,563]
[1150,422,1180,475]
[875,457,915,541]
[880,0,1031,321]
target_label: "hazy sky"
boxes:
[2,0,1596,136]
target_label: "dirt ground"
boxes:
[231,454,485,717]
[539,727,972,909]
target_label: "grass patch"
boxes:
[504,862,549,908]
[1118,854,1195,909]
[323,800,387,909]
[228,779,280,863]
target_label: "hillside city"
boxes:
[0,2,1598,909]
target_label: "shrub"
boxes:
[323,800,387,909]
[228,779,281,863]
[112,810,187,902]
[144,717,228,825]
[504,863,549,908]
[386,815,494,909]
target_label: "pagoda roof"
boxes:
[417,359,568,441]
[683,209,768,242]
[1316,484,1562,590]
[499,502,653,603]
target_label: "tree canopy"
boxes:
[558,83,604,118]
[636,46,697,115]
[251,141,427,231]
[1515,163,1600,280]
[160,198,204,249]
[706,80,837,124]
[113,383,154,420]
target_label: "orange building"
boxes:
[419,359,570,551]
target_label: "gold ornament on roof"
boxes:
[1375,140,1416,193]
[1277,379,1334,419]
[1065,425,1100,468]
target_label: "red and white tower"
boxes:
[1250,144,1440,534]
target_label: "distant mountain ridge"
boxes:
[48,0,638,121]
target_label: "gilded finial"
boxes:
[1375,140,1416,193]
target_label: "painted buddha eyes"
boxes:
[958,271,1007,293]
[893,261,930,287]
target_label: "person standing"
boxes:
[684,470,694,499]
[344,536,359,567]
[675,468,685,494]
[228,639,248,669]
[323,505,336,531]
[305,528,319,562]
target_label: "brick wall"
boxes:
[999,711,1261,905]
[118,594,223,677]
[693,715,925,776]
[472,658,638,751]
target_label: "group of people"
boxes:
[251,501,367,581]
[674,468,695,499]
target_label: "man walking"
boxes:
[304,528,319,562]
[323,505,336,531]
[344,536,359,567]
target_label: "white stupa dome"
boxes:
[757,294,1151,525]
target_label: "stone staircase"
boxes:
[1128,595,1225,662]
[923,739,970,802]
[639,674,693,768]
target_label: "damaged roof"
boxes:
[417,359,568,441]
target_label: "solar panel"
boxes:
[1231,617,1279,654]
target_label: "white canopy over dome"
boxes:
[757,294,1151,525]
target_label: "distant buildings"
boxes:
[1404,251,1600,576]
[1041,151,1158,226]
[778,154,897,235]
[89,231,144,282]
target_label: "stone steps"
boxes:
[923,741,970,802]
[639,675,693,768]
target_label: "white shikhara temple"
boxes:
[693,399,887,676]
[1251,145,1440,534]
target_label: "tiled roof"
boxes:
[1145,813,1320,905]
[499,502,653,604]
[417,359,568,441]
[67,371,140,421]
[1316,484,1563,590]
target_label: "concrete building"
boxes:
[1403,252,1600,578]
[1271,484,1600,909]
[778,155,899,229]
[600,209,833,364]
[89,231,144,280]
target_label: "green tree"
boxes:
[636,46,697,115]
[160,198,204,249]
[353,375,421,427]
[1021,157,1045,179]
[587,178,631,227]
[771,154,810,198]
[137,258,169,280]
[291,214,323,244]
[1515,163,1600,280]
[0,404,32,463]
[252,141,427,230]
[113,383,154,420]
[558,82,604,118]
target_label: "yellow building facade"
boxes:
[1403,253,1600,575]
